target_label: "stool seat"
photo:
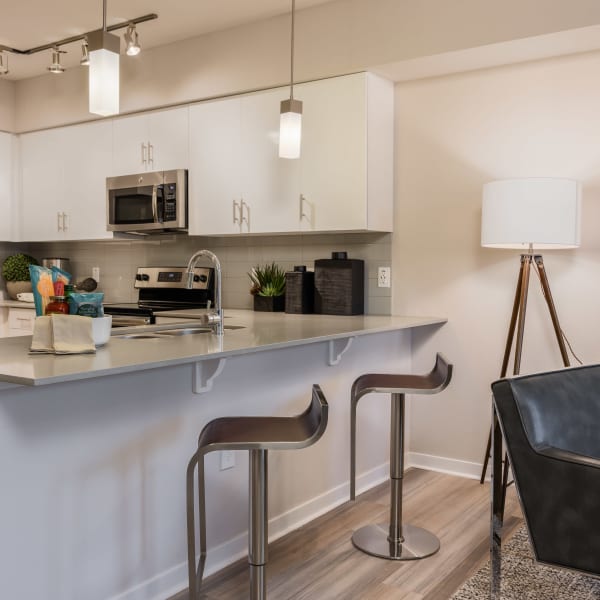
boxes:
[350,353,452,561]
[187,385,328,600]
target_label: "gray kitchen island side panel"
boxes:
[0,326,418,600]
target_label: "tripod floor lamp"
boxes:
[479,178,581,505]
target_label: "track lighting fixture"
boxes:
[279,0,302,159]
[48,47,65,74]
[0,51,8,76]
[80,41,90,66]
[124,24,141,56]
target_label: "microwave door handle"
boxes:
[151,186,158,223]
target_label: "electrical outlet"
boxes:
[92,266,100,282]
[220,450,235,471]
[378,266,391,288]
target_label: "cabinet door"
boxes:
[298,74,368,231]
[111,113,149,176]
[147,107,189,171]
[20,129,64,241]
[188,98,243,235]
[0,133,17,241]
[241,89,300,233]
[61,121,114,240]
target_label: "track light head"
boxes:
[48,47,65,73]
[124,24,141,56]
[80,41,90,66]
[0,52,8,76]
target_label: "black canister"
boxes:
[314,252,364,315]
[285,266,315,314]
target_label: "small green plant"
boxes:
[248,262,286,297]
[1,253,39,281]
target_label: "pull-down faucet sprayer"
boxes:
[185,250,223,336]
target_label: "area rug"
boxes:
[450,526,600,599]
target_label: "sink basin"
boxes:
[114,325,244,339]
[158,325,245,336]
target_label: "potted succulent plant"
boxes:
[248,262,286,312]
[1,253,39,300]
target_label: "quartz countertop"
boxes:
[0,309,446,387]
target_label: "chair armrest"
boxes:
[536,444,600,469]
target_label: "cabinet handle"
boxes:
[57,212,62,231]
[299,194,309,222]
[240,199,250,232]
[233,199,240,224]
[141,142,148,165]
[148,142,154,165]
[62,212,68,231]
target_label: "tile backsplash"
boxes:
[2,233,392,314]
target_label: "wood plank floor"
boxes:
[171,468,522,600]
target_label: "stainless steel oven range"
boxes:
[104,266,215,327]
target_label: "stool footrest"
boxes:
[351,523,440,561]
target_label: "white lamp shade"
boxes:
[89,48,119,116]
[279,110,302,159]
[481,178,581,249]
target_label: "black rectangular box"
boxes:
[314,254,364,315]
[285,268,315,314]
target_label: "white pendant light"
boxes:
[88,0,120,116]
[279,0,302,159]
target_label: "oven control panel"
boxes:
[134,266,213,290]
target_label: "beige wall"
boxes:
[0,80,15,132]
[394,50,600,470]
[13,0,600,132]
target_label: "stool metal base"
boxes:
[351,523,440,560]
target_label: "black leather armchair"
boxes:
[490,364,600,594]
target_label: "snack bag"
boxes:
[69,292,104,317]
[29,265,55,316]
[51,266,71,291]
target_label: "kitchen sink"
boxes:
[158,325,244,336]
[114,324,244,339]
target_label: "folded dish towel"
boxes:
[30,315,96,355]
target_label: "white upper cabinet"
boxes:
[0,132,18,242]
[188,97,243,235]
[188,72,393,236]
[111,106,189,176]
[20,121,113,241]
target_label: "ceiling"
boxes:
[0,0,333,80]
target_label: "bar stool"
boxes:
[186,384,328,600]
[350,353,452,560]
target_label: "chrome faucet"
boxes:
[185,250,223,336]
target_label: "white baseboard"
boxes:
[407,451,485,480]
[111,462,390,600]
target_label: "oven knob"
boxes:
[135,274,143,281]
[198,274,208,283]
[193,275,201,283]
[142,274,150,281]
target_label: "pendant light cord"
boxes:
[103,0,107,31]
[290,0,295,100]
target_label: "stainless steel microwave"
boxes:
[106,169,188,234]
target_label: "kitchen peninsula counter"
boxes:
[0,309,445,387]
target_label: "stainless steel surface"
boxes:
[249,449,268,600]
[110,315,152,328]
[349,354,452,561]
[42,257,71,271]
[389,393,404,543]
[351,523,440,560]
[186,385,328,600]
[186,250,223,336]
[134,266,212,290]
[106,168,187,233]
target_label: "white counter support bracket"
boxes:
[328,336,355,366]
[193,358,227,394]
